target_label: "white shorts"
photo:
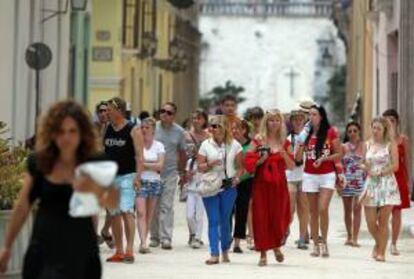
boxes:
[302,172,336,193]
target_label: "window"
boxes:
[122,0,140,48]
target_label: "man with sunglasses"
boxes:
[150,102,187,250]
[95,101,109,137]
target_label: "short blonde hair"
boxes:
[258,109,287,142]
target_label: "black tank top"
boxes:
[104,121,136,175]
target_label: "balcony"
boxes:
[200,1,333,18]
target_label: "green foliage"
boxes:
[327,65,346,124]
[199,80,246,110]
[0,122,29,210]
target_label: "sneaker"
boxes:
[106,253,125,263]
[188,234,195,246]
[161,240,173,250]
[123,253,135,264]
[149,239,160,248]
[233,246,243,253]
[191,239,201,249]
[297,240,308,250]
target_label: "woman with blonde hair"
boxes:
[245,109,295,266]
[360,117,401,262]
[197,115,243,265]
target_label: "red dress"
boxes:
[245,141,291,252]
[394,140,411,209]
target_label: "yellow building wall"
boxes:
[89,0,123,112]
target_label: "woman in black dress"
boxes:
[0,100,119,279]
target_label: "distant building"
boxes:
[199,0,346,115]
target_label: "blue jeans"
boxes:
[203,187,237,257]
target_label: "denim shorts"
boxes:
[110,173,136,216]
[137,180,163,198]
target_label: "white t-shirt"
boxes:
[186,159,201,192]
[198,138,242,178]
[141,140,165,181]
[285,133,304,182]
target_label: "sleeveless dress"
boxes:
[342,142,365,197]
[362,143,401,207]
[394,140,411,209]
[23,153,101,279]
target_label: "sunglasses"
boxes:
[210,124,222,129]
[160,109,174,116]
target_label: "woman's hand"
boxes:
[0,248,11,274]
[73,175,99,194]
[313,157,325,168]
[209,159,223,167]
[134,175,141,190]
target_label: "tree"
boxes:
[326,65,347,125]
[199,80,246,111]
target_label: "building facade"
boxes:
[89,0,201,122]
[0,0,91,142]
[198,0,346,115]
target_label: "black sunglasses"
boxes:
[210,124,222,129]
[160,109,174,116]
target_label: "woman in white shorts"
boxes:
[296,105,342,258]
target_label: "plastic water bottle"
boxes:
[296,121,312,144]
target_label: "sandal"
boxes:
[390,244,400,256]
[310,244,320,257]
[258,257,267,267]
[222,253,230,263]
[106,253,125,263]
[101,232,114,249]
[274,249,284,263]
[123,252,135,264]
[205,258,219,265]
[344,239,353,246]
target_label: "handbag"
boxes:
[197,143,229,197]
[197,171,223,197]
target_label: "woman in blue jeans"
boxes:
[197,115,244,265]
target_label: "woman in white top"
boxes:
[136,117,165,254]
[197,115,243,265]
[360,117,400,262]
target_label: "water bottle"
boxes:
[296,121,312,144]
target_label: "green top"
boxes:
[240,139,253,182]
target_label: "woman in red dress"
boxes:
[245,109,295,266]
[383,109,411,256]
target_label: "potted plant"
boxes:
[0,121,32,279]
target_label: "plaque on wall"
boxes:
[92,47,113,62]
[96,30,111,41]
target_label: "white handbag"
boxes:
[196,171,223,198]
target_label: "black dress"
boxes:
[23,153,101,279]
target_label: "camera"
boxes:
[257,146,270,156]
[221,178,233,189]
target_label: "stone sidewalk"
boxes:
[101,195,414,279]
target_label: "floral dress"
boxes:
[362,142,401,207]
[342,142,366,197]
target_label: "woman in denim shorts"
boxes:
[136,118,165,253]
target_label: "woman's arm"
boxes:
[0,173,34,273]
[234,151,245,180]
[197,154,210,173]
[379,142,399,176]
[295,144,305,163]
[282,144,295,170]
[131,127,144,188]
[143,153,165,172]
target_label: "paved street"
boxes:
[101,194,414,279]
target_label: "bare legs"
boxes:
[365,206,393,261]
[391,208,401,255]
[136,197,158,251]
[342,196,362,246]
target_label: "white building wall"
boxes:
[199,15,345,115]
[0,0,72,142]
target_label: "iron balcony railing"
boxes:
[200,2,333,18]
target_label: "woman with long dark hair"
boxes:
[341,122,365,247]
[0,100,119,278]
[296,105,342,258]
